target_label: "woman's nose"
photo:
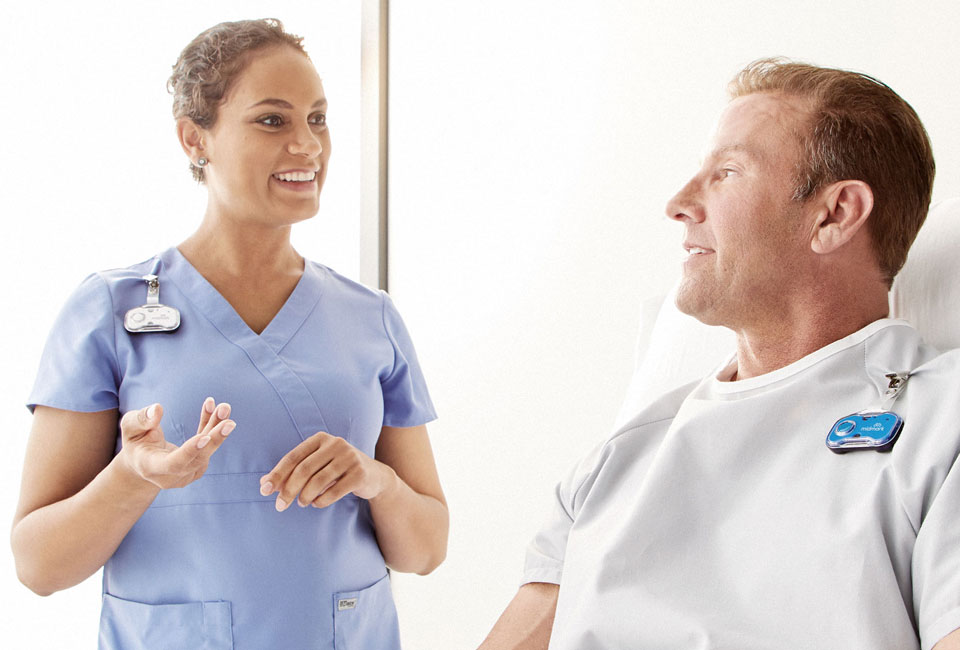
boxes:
[289,124,323,157]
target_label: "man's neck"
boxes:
[730,287,890,381]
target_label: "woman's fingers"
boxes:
[119,403,165,444]
[310,477,354,509]
[180,416,236,460]
[296,461,345,506]
[197,400,230,438]
[120,400,236,490]
[195,397,215,435]
[259,432,329,499]
[185,400,231,461]
[148,418,236,488]
[261,433,385,511]
[275,447,337,511]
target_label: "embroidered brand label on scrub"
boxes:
[337,598,358,611]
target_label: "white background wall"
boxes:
[2,2,959,649]
[386,1,960,648]
[0,2,361,646]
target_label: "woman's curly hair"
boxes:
[167,18,308,182]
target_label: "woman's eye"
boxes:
[309,113,327,127]
[257,115,284,127]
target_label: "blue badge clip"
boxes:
[826,372,909,454]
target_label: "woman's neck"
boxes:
[177,213,303,281]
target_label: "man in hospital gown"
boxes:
[478,59,960,650]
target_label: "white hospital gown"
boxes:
[525,319,960,650]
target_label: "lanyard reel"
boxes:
[826,372,909,453]
[123,274,181,333]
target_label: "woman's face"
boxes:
[199,46,331,228]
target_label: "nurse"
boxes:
[11,18,448,649]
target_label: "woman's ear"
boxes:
[176,118,206,164]
[810,180,875,255]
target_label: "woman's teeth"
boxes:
[273,171,316,182]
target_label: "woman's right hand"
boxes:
[119,398,236,489]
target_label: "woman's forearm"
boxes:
[11,453,159,596]
[368,464,449,575]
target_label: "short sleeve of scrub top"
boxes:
[380,292,435,427]
[28,272,121,413]
[25,250,437,650]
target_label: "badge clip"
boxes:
[826,372,909,454]
[123,275,181,333]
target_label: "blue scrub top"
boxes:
[28,247,437,650]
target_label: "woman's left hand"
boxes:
[259,432,395,511]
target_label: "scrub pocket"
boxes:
[99,593,233,650]
[333,573,401,650]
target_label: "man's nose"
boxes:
[665,177,704,223]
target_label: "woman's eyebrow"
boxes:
[246,98,328,109]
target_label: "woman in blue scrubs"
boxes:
[11,19,448,649]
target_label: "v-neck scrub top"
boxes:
[525,320,960,650]
[28,248,437,650]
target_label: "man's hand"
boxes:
[934,628,960,650]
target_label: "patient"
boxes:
[479,58,960,649]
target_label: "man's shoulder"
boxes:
[912,344,960,378]
[900,345,960,426]
[611,378,700,442]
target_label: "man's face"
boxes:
[666,92,816,328]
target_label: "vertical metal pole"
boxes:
[360,0,389,290]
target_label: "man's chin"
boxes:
[674,283,725,327]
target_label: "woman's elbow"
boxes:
[13,556,58,597]
[387,532,448,575]
[416,545,447,576]
[418,511,450,574]
[11,530,60,597]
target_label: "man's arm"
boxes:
[478,582,559,650]
[934,628,960,650]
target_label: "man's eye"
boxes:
[310,113,327,127]
[257,115,284,127]
[720,168,736,178]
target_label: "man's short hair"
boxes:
[729,58,936,286]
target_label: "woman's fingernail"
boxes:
[204,398,214,413]
[146,404,157,420]
[260,481,273,496]
[197,435,211,450]
[275,497,288,512]
[216,404,230,419]
[221,421,236,436]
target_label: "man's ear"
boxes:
[809,180,874,255]
[176,118,206,164]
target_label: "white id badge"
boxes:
[124,275,181,333]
